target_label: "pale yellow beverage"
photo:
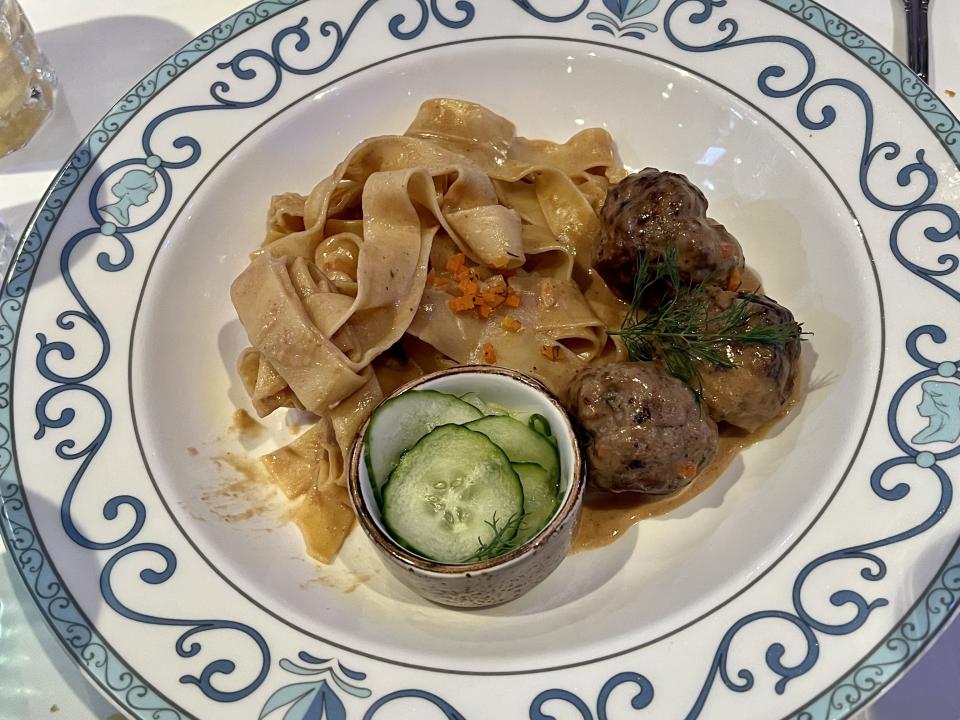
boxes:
[0,0,55,157]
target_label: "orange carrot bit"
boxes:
[720,243,735,259]
[458,278,480,296]
[677,461,698,481]
[726,269,741,291]
[482,291,506,309]
[448,295,476,313]
[477,304,493,319]
[504,292,521,308]
[426,270,449,289]
[446,253,466,273]
[482,342,497,364]
[540,344,561,361]
[501,316,521,333]
[492,255,511,269]
[482,276,508,294]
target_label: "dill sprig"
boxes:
[608,246,805,398]
[461,510,528,563]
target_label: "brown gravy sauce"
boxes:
[230,408,264,441]
[573,379,798,552]
[204,452,297,529]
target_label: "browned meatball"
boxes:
[696,288,801,432]
[596,169,745,299]
[568,362,718,494]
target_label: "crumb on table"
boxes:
[946,89,956,98]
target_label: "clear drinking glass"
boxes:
[0,0,56,158]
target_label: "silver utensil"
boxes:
[903,0,931,83]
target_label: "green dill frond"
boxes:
[608,247,806,398]
[461,510,528,563]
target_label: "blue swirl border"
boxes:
[763,0,960,716]
[0,0,959,719]
[0,2,310,719]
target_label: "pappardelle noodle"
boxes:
[231,99,648,562]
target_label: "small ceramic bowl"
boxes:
[348,365,584,608]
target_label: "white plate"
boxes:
[2,1,960,717]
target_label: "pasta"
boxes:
[231,99,631,562]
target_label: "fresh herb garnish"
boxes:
[608,245,805,398]
[462,510,528,563]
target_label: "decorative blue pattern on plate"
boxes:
[259,653,370,720]
[1,0,959,718]
[588,0,661,39]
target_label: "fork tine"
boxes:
[903,0,931,83]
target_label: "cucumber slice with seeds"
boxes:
[364,390,482,494]
[464,415,560,492]
[382,424,523,563]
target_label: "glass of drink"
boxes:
[0,0,56,158]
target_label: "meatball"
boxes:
[568,362,718,494]
[696,288,801,432]
[596,168,745,299]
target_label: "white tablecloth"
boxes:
[1,1,959,718]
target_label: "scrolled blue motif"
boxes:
[529,672,654,720]
[363,689,466,720]
[26,0,503,709]
[1,472,180,717]
[656,1,960,717]
[100,543,271,702]
[785,0,960,149]
[511,0,590,23]
[664,0,816,97]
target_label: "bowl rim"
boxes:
[347,364,585,575]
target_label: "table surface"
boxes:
[2,1,960,718]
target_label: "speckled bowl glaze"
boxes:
[348,365,584,608]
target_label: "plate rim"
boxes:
[128,32,883,675]
[0,0,958,718]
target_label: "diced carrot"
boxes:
[478,304,493,319]
[482,292,505,308]
[726,269,741,291]
[481,276,507,294]
[448,295,476,313]
[446,253,466,273]
[540,345,561,361]
[678,461,698,481]
[482,343,497,364]
[426,270,448,289]
[458,278,479,296]
[501,316,521,332]
[720,243,734,259]
[504,292,521,308]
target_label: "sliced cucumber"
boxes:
[512,462,560,546]
[364,390,482,493]
[528,413,558,446]
[458,392,509,417]
[382,424,523,563]
[464,415,560,491]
